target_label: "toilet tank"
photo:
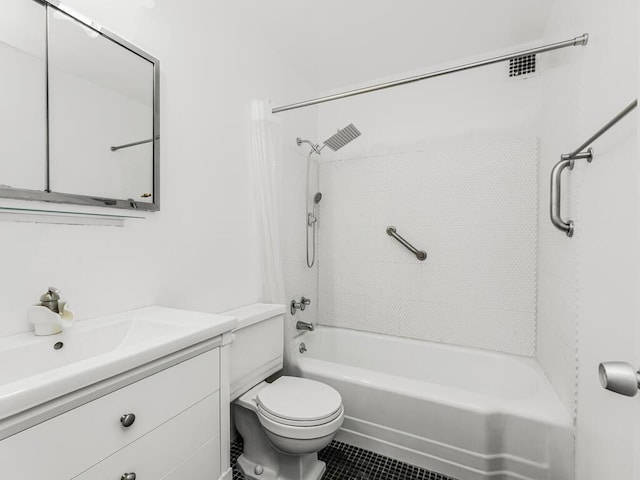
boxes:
[223,303,285,400]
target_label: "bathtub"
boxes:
[291,326,573,480]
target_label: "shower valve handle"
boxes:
[290,297,311,315]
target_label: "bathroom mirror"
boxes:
[0,0,160,211]
[0,0,47,192]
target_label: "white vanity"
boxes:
[0,307,237,480]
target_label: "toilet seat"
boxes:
[257,376,343,423]
[257,405,344,440]
[257,404,343,427]
[255,376,344,440]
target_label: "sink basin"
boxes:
[0,307,236,422]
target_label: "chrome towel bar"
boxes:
[550,99,637,237]
[386,226,427,261]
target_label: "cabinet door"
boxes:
[0,348,220,479]
[74,393,220,480]
[161,437,221,480]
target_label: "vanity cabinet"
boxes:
[0,347,226,480]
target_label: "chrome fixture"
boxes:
[323,124,362,152]
[599,362,640,397]
[299,342,307,353]
[120,413,136,428]
[121,474,136,480]
[272,34,589,113]
[307,192,322,226]
[290,296,311,315]
[296,320,314,332]
[39,287,61,313]
[302,124,362,268]
[298,124,362,156]
[550,99,638,237]
[386,226,427,261]
[297,138,322,155]
[305,182,321,268]
[550,149,593,237]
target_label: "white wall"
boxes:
[535,30,587,418]
[537,0,638,477]
[0,0,315,337]
[313,51,543,355]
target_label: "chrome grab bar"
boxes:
[386,226,427,261]
[549,98,637,237]
[550,149,593,237]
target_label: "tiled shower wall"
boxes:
[317,138,538,356]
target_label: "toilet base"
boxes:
[234,400,330,480]
[237,453,326,480]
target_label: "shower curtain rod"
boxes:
[272,34,589,114]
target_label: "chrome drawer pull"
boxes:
[120,413,136,428]
[121,473,136,480]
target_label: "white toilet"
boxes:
[225,303,344,480]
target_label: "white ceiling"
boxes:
[228,0,555,93]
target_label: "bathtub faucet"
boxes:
[296,320,314,332]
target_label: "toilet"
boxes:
[225,303,344,480]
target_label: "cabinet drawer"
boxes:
[0,348,219,480]
[161,436,221,480]
[74,392,220,480]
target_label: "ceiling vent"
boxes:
[509,54,537,78]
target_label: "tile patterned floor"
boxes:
[231,437,457,480]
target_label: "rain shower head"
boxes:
[297,124,361,155]
[322,123,361,152]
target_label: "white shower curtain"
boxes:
[250,99,286,305]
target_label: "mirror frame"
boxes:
[0,0,160,211]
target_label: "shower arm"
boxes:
[297,138,325,155]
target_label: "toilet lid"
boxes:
[256,376,342,425]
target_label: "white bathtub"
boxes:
[291,326,573,480]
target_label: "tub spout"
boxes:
[296,320,314,332]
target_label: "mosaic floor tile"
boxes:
[231,437,457,480]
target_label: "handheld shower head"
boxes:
[314,192,322,204]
